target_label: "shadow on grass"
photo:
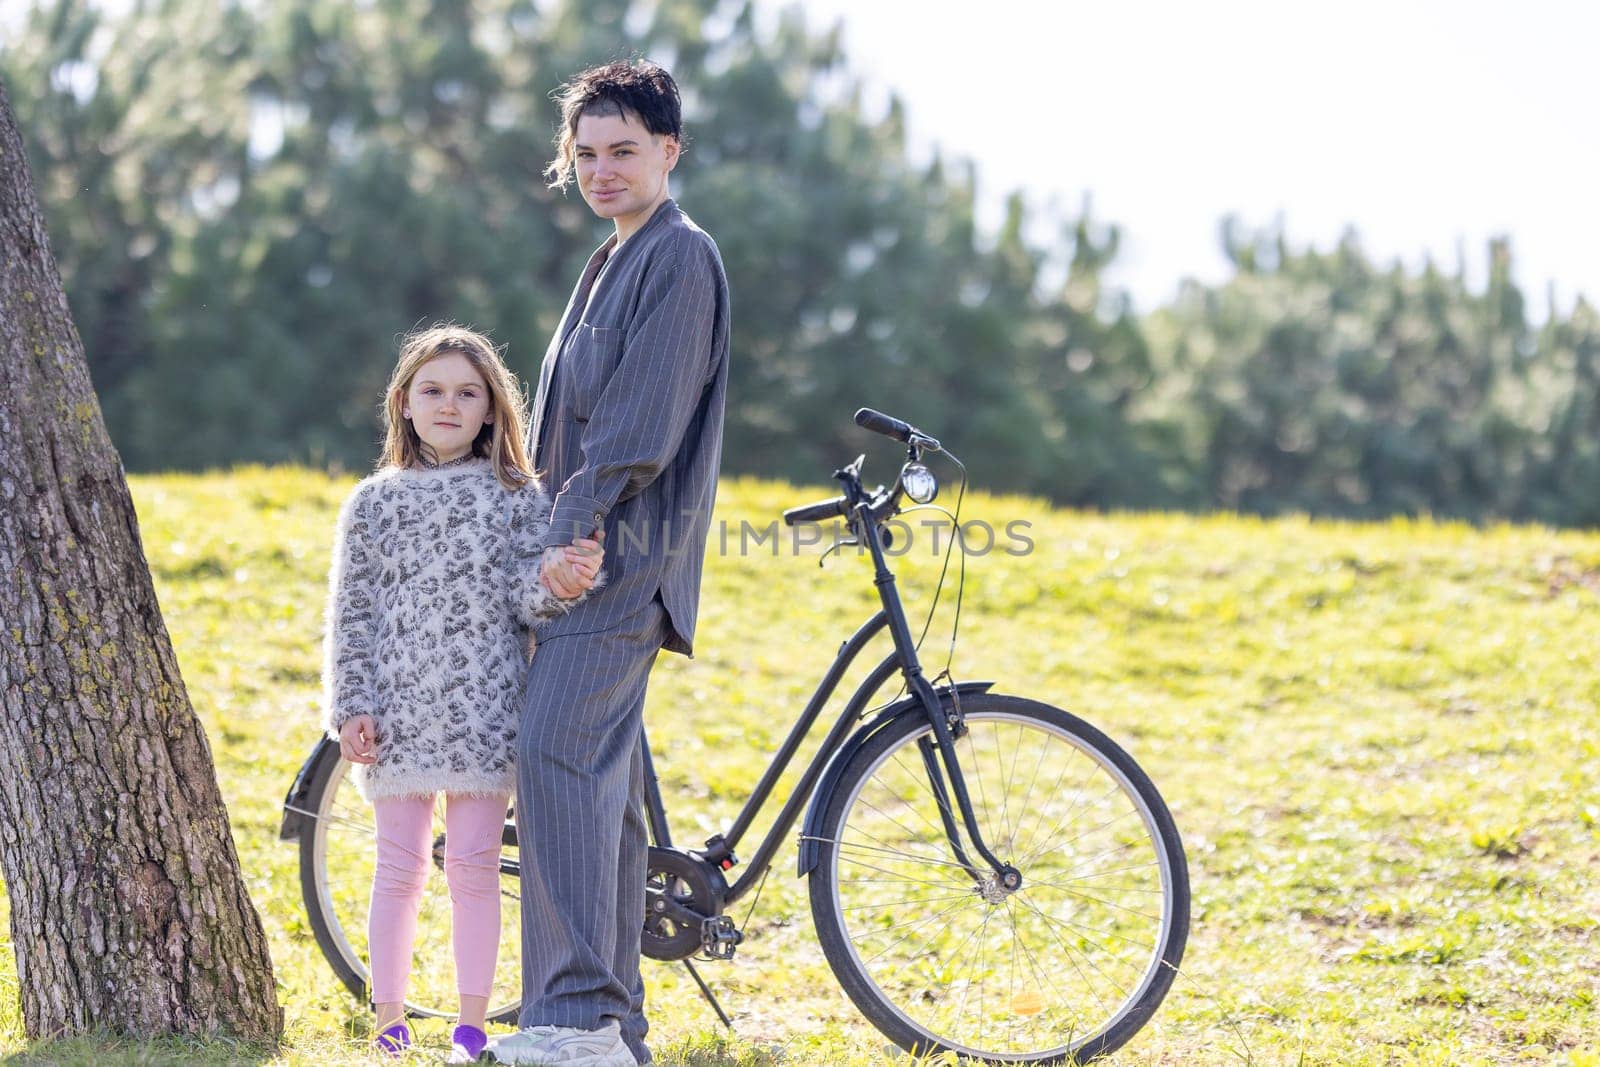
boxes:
[651,1031,802,1066]
[0,1034,277,1066]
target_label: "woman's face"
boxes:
[403,352,493,463]
[574,108,679,240]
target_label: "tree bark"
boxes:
[0,78,281,1040]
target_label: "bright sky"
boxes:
[763,0,1598,319]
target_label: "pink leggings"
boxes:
[369,792,510,1004]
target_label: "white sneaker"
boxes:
[487,1019,635,1066]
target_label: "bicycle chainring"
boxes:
[641,846,729,961]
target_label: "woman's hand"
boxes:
[543,531,605,599]
[339,715,379,764]
[566,533,604,588]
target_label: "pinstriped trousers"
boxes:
[514,597,668,1063]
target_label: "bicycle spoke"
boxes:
[1003,898,1067,1040]
[1009,895,1113,1027]
[842,875,973,890]
[1006,892,1018,1047]
[1016,792,1091,873]
[859,896,987,965]
[886,745,969,849]
[969,725,1017,861]
[992,723,1018,855]
[1024,862,1164,892]
[929,898,997,986]
[1018,791,1141,868]
[885,748,957,838]
[1015,780,1137,867]
[839,799,967,870]
[313,809,379,835]
[930,898,1002,1027]
[1012,726,1057,853]
[813,834,976,872]
[836,853,973,893]
[883,895,992,1036]
[1010,739,1090,862]
[962,728,999,860]
[1049,853,1160,885]
[1026,876,1165,895]
[1014,891,1157,957]
[1014,893,1140,1005]
[1022,880,1161,921]
[842,891,975,914]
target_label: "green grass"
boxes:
[2,464,1599,1065]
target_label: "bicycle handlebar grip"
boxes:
[854,407,913,443]
[783,496,849,525]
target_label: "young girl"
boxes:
[321,325,603,1062]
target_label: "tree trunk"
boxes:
[0,78,281,1041]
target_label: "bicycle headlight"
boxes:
[901,463,938,504]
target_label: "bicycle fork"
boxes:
[909,672,1021,892]
[850,492,1020,894]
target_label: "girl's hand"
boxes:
[544,531,605,598]
[339,715,379,764]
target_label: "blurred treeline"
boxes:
[6,0,1599,524]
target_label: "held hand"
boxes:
[543,531,605,599]
[540,546,582,598]
[339,715,378,765]
[566,532,604,586]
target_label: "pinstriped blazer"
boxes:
[528,199,730,657]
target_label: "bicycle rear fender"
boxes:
[796,681,994,876]
[280,735,340,841]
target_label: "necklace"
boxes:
[417,451,479,471]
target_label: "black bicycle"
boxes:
[281,408,1190,1064]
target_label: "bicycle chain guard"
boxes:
[641,846,731,962]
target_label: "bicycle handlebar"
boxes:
[854,407,913,442]
[783,409,941,527]
[855,407,941,452]
[783,496,850,526]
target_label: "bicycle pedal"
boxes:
[700,915,743,960]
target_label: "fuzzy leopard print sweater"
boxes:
[320,459,596,800]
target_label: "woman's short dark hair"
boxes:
[545,60,683,189]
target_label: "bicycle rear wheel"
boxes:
[297,754,525,1023]
[807,693,1188,1064]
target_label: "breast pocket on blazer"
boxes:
[565,324,623,423]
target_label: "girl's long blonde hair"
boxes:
[379,324,535,490]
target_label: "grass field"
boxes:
[2,463,1598,1066]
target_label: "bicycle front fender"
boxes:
[796,680,994,877]
[280,734,341,841]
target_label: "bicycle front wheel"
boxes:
[297,754,525,1023]
[807,694,1189,1064]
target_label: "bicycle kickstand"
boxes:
[681,958,733,1030]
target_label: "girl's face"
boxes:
[402,352,493,464]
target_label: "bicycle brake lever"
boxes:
[818,537,860,567]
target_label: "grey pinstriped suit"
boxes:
[516,199,729,1062]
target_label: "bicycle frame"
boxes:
[644,451,1015,902]
[656,608,894,903]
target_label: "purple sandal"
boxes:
[448,1024,488,1063]
[374,1021,412,1055]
